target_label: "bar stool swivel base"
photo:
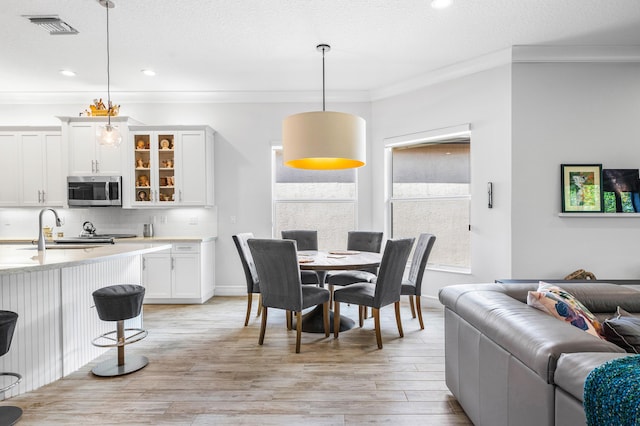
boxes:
[91,320,148,377]
[0,371,22,425]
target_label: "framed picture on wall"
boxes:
[561,164,603,213]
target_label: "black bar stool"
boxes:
[91,285,148,377]
[0,311,22,425]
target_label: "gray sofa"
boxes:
[438,282,640,426]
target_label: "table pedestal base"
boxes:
[296,305,355,333]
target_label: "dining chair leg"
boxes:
[329,284,334,309]
[416,295,425,330]
[358,305,364,327]
[257,294,262,317]
[258,307,268,345]
[395,301,404,338]
[373,308,382,349]
[286,310,292,330]
[295,311,302,353]
[334,302,340,338]
[244,293,253,326]
[323,302,330,337]
[409,295,416,318]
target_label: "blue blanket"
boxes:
[584,355,640,426]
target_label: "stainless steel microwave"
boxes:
[67,176,122,207]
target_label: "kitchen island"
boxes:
[0,243,171,399]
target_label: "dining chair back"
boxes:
[346,231,383,273]
[232,233,261,326]
[281,230,320,284]
[248,238,330,353]
[281,230,318,251]
[401,233,436,329]
[333,238,414,349]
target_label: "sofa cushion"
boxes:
[602,307,640,353]
[527,283,602,338]
[554,352,629,402]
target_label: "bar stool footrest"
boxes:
[91,328,148,348]
[91,354,149,377]
[0,372,22,393]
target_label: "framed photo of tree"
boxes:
[561,164,603,213]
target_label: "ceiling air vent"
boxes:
[26,16,78,35]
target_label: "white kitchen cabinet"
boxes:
[0,128,63,207]
[59,116,139,176]
[141,240,215,304]
[20,131,64,206]
[128,126,214,208]
[0,132,20,207]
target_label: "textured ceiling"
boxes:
[1,0,639,101]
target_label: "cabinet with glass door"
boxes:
[132,131,177,206]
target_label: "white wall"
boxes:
[511,62,640,279]
[0,101,372,296]
[370,65,513,296]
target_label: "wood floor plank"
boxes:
[2,296,470,425]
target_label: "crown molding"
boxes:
[370,48,513,101]
[0,90,372,105]
[512,45,640,63]
[1,46,639,105]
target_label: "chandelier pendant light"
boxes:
[97,0,122,147]
[282,44,366,170]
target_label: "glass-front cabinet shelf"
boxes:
[132,132,177,205]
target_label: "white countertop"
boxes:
[0,236,216,244]
[0,243,172,275]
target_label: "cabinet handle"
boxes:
[37,190,42,203]
[142,258,146,270]
[171,257,175,270]
[95,160,100,173]
[91,160,95,173]
[179,190,182,202]
[42,190,46,203]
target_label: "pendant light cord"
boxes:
[321,46,326,112]
[105,2,112,126]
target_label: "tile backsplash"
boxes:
[0,206,217,238]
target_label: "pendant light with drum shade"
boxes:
[282,44,366,170]
[96,0,122,147]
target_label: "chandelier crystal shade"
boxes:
[282,44,366,170]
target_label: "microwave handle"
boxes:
[105,181,110,200]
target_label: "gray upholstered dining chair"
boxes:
[247,238,330,353]
[327,231,383,307]
[401,233,436,329]
[281,230,321,285]
[333,238,414,349]
[232,233,261,326]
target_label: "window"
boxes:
[272,147,357,250]
[388,137,471,271]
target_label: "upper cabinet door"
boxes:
[19,133,45,206]
[176,131,206,206]
[0,133,20,207]
[64,118,128,176]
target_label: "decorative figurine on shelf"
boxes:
[136,158,144,168]
[137,190,148,201]
[137,175,150,187]
[162,160,173,168]
[167,176,174,186]
[160,139,171,150]
[136,139,147,149]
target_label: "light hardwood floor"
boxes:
[3,296,471,425]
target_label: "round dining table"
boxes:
[297,250,382,333]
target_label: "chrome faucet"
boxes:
[37,208,62,252]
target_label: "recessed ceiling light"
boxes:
[141,69,156,76]
[59,69,76,77]
[431,0,453,9]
